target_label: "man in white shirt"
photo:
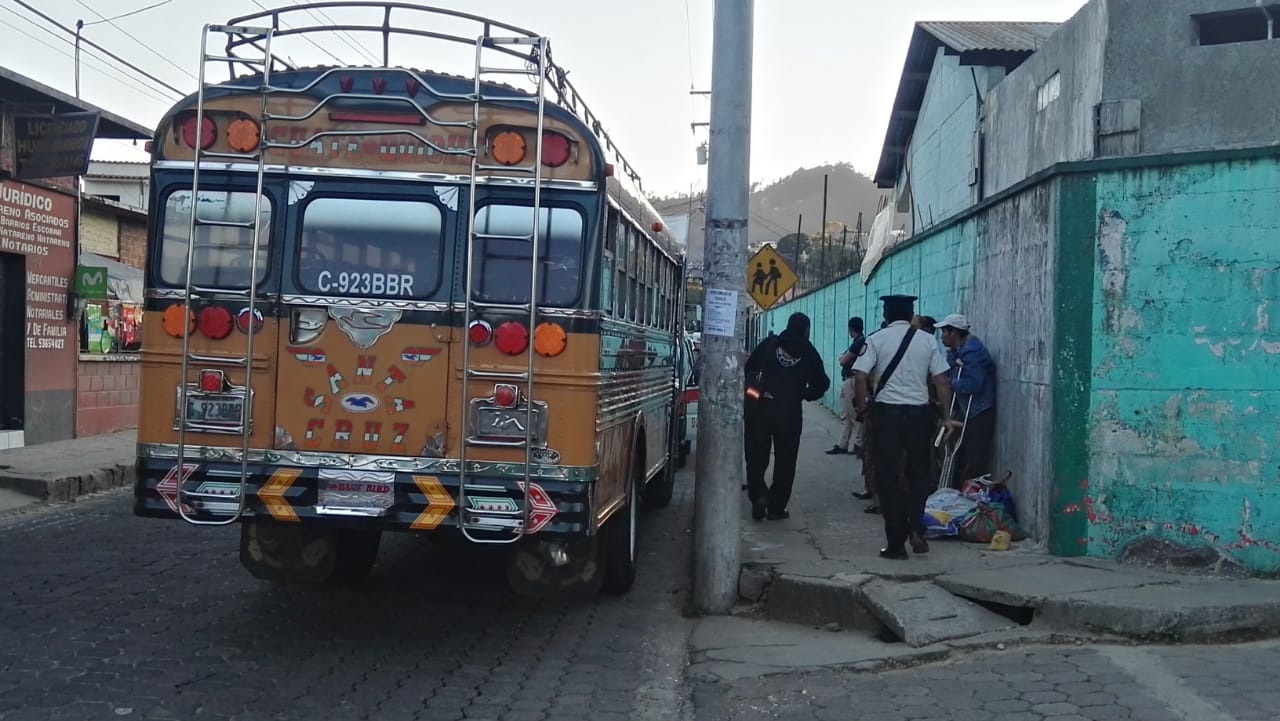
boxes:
[853,294,957,560]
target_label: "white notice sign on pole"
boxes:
[703,288,737,337]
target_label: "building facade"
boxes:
[0,68,150,447]
[766,0,1280,572]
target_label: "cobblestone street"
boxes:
[0,477,695,721]
[691,640,1280,721]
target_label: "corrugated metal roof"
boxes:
[917,21,1060,54]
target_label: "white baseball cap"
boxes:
[938,313,971,331]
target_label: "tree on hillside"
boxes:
[775,233,810,265]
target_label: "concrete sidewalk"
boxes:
[735,404,1280,645]
[0,430,136,510]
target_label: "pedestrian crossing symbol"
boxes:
[746,244,798,310]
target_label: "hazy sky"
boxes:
[7,0,1087,196]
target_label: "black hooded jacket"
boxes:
[745,329,830,406]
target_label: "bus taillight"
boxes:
[180,116,217,150]
[533,322,567,357]
[162,304,196,338]
[493,384,519,408]
[198,306,233,340]
[491,131,527,166]
[494,321,529,355]
[199,370,227,393]
[541,131,571,168]
[226,118,261,153]
[468,320,493,346]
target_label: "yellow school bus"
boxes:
[132,4,691,598]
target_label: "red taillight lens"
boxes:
[541,131,571,167]
[198,306,233,339]
[494,321,529,355]
[236,307,263,334]
[199,370,225,393]
[181,116,217,150]
[469,320,493,345]
[493,384,519,408]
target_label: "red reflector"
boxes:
[198,306,233,339]
[200,370,225,393]
[541,131,571,167]
[494,321,529,355]
[469,320,493,345]
[493,384,519,408]
[181,116,216,150]
[236,307,263,334]
[339,76,354,92]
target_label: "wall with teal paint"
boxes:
[764,181,1060,539]
[1088,156,1280,573]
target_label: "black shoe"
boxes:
[864,504,880,514]
[851,490,873,500]
[909,534,930,554]
[766,510,790,521]
[879,547,909,560]
[824,445,847,455]
[751,498,767,521]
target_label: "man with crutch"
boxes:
[937,314,996,488]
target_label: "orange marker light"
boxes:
[533,322,567,357]
[491,131,527,165]
[162,304,196,338]
[226,118,261,153]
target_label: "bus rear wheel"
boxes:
[603,450,641,594]
[239,520,380,585]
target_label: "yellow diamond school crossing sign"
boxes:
[746,245,797,310]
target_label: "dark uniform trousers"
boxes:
[744,397,803,514]
[871,402,933,549]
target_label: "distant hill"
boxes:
[651,162,889,250]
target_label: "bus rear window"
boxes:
[473,205,583,307]
[297,198,443,299]
[159,190,271,288]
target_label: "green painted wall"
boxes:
[1087,156,1280,573]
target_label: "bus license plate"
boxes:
[317,469,396,516]
[186,395,244,425]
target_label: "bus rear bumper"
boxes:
[132,456,594,539]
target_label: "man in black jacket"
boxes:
[743,312,830,520]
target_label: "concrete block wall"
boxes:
[765,182,1058,540]
[1084,156,1280,572]
[76,360,140,437]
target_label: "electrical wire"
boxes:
[7,0,187,97]
[75,0,198,82]
[83,0,177,26]
[0,15,178,106]
[287,0,381,65]
[250,0,349,67]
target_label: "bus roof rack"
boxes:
[220,2,647,192]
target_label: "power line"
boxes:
[84,0,177,26]
[287,0,381,65]
[0,14,177,106]
[250,0,348,67]
[7,0,187,97]
[76,0,198,82]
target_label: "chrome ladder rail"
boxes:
[458,35,549,544]
[176,24,276,526]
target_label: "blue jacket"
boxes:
[947,336,995,419]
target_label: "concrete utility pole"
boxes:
[693,0,753,614]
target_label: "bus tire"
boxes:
[603,449,642,594]
[643,451,675,509]
[505,535,605,600]
[327,528,382,586]
[239,519,336,584]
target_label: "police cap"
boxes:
[879,294,917,315]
